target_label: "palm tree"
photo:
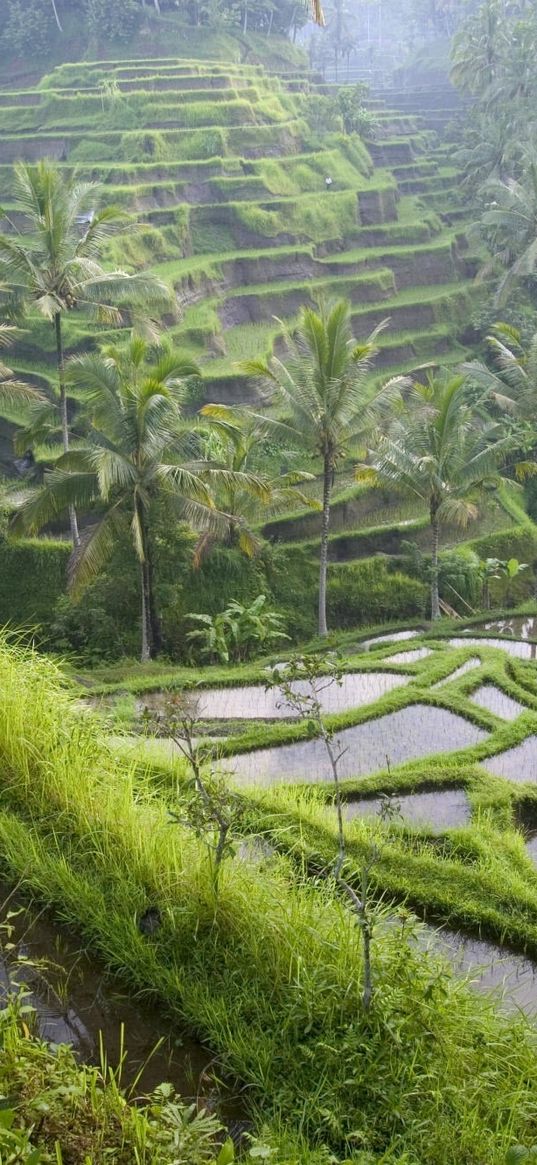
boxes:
[0,160,171,544]
[0,323,44,412]
[11,338,266,662]
[243,299,402,636]
[462,322,537,423]
[195,401,318,561]
[360,372,512,620]
[473,158,537,304]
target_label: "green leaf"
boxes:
[216,1138,235,1165]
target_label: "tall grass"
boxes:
[1,638,537,1160]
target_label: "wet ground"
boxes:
[0,887,237,1111]
[424,926,537,1014]
[362,630,421,650]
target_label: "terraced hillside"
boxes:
[0,57,477,411]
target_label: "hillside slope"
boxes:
[0,57,476,417]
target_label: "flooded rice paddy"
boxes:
[227,705,488,786]
[450,637,537,660]
[424,927,537,1014]
[140,671,410,720]
[384,647,432,663]
[462,617,537,640]
[484,738,537,783]
[470,685,524,720]
[432,658,482,687]
[362,630,420,650]
[343,787,471,830]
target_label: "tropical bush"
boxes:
[187,594,288,663]
[327,558,428,628]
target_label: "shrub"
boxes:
[187,594,288,663]
[120,130,170,163]
[467,526,537,604]
[2,0,52,56]
[0,537,69,634]
[85,0,141,42]
[327,558,428,628]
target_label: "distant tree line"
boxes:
[1,0,310,52]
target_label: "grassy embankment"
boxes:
[2,637,537,1161]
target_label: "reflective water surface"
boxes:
[484,738,537,783]
[470,685,524,721]
[139,671,410,721]
[0,889,234,1106]
[450,637,537,660]
[228,705,488,786]
[343,787,471,829]
[432,658,482,687]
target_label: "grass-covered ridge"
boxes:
[3,634,537,1162]
[0,52,475,402]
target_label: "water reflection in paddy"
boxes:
[450,637,537,660]
[362,630,420,650]
[385,648,432,663]
[425,928,537,1014]
[0,890,230,1103]
[343,788,470,830]
[463,617,537,640]
[160,671,411,720]
[470,685,524,720]
[432,658,482,687]
[228,705,487,786]
[484,738,537,783]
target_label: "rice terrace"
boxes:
[3,0,537,1162]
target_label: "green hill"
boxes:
[0,49,476,415]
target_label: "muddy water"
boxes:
[343,788,471,830]
[139,672,410,721]
[484,739,537,783]
[0,890,234,1107]
[450,637,537,660]
[227,705,488,787]
[470,685,524,721]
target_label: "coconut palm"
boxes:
[0,160,171,543]
[473,158,537,303]
[462,322,537,423]
[195,401,318,561]
[360,372,513,620]
[242,299,403,636]
[11,337,268,662]
[0,323,43,411]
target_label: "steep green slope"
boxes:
[0,58,476,417]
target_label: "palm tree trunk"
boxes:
[319,454,332,636]
[50,0,63,31]
[136,498,161,661]
[54,312,80,547]
[140,559,152,663]
[430,505,440,620]
[146,536,162,656]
